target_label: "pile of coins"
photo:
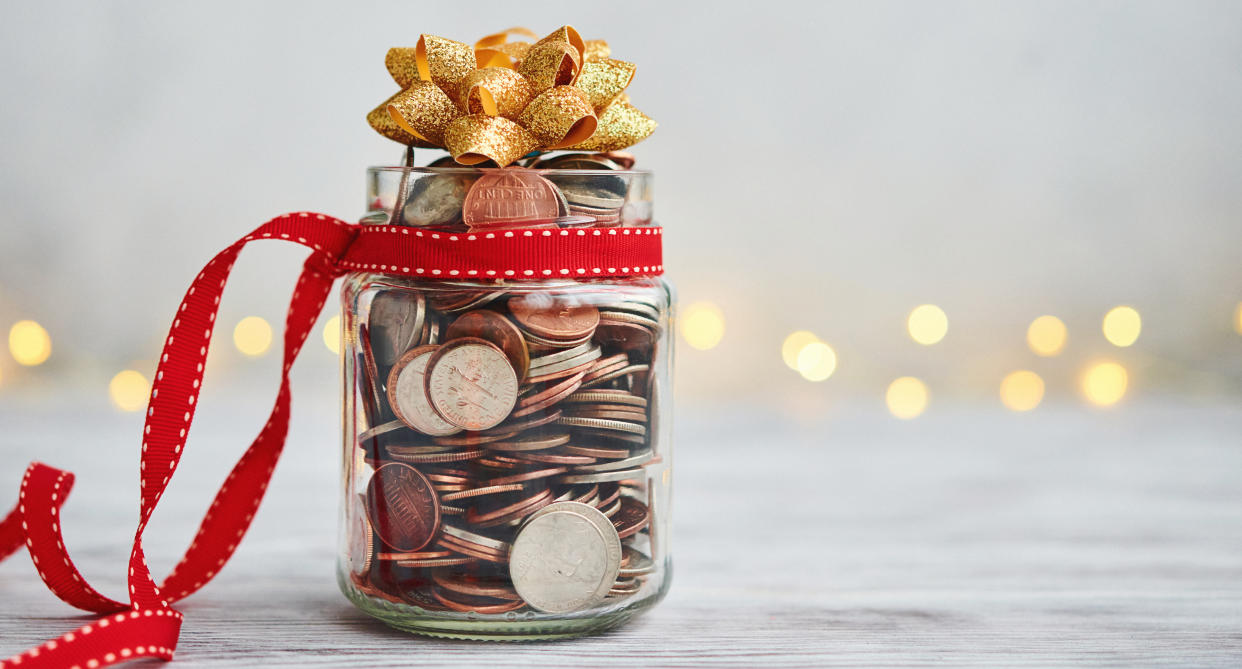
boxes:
[375,152,650,231]
[346,280,663,615]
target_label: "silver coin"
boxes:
[618,546,655,577]
[358,419,409,442]
[527,341,595,369]
[348,494,374,577]
[556,415,647,436]
[580,364,651,390]
[598,310,659,330]
[510,502,621,613]
[368,292,425,367]
[601,301,661,321]
[557,467,647,485]
[572,450,654,473]
[562,390,648,408]
[426,340,519,431]
[387,347,461,436]
[402,173,474,227]
[526,345,601,376]
[441,523,513,553]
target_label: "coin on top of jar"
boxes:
[424,337,519,431]
[365,463,441,552]
[403,173,475,227]
[462,169,563,228]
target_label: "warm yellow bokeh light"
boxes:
[1027,315,1067,357]
[233,316,273,357]
[9,320,52,366]
[1102,306,1141,347]
[109,370,150,412]
[781,330,820,369]
[1233,302,1242,335]
[680,301,725,351]
[886,376,929,419]
[795,341,837,382]
[323,314,341,355]
[1081,361,1128,407]
[1000,370,1045,412]
[907,304,948,346]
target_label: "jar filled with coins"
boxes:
[336,155,672,639]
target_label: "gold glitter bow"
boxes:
[367,26,656,167]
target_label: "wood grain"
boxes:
[3,396,1241,667]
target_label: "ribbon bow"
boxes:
[367,25,657,167]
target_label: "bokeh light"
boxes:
[1027,315,1067,357]
[233,316,273,357]
[9,320,52,366]
[886,376,928,419]
[907,305,948,346]
[1233,302,1242,335]
[109,370,150,412]
[1081,361,1128,406]
[781,330,820,369]
[680,301,725,351]
[1102,306,1141,347]
[323,314,341,355]
[999,370,1044,412]
[795,341,837,382]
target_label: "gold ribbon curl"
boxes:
[367,25,656,166]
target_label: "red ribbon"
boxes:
[0,212,663,668]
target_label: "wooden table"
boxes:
[3,396,1240,667]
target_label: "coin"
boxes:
[403,173,474,227]
[618,546,655,577]
[395,556,477,568]
[387,448,486,464]
[441,524,513,553]
[512,374,584,417]
[612,497,650,539]
[368,291,425,367]
[440,483,526,502]
[483,432,571,452]
[509,502,622,613]
[510,451,597,466]
[425,338,519,431]
[462,169,563,227]
[526,345,602,378]
[467,487,554,528]
[556,415,647,436]
[376,550,455,561]
[432,587,525,614]
[357,419,410,443]
[527,341,595,369]
[485,467,568,486]
[365,463,441,552]
[563,444,631,459]
[508,294,600,341]
[444,310,530,381]
[387,345,463,436]
[563,390,648,408]
[558,467,646,485]
[572,450,654,473]
[348,496,374,577]
[432,571,521,600]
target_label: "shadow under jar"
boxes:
[336,164,673,640]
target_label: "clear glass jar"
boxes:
[336,163,673,640]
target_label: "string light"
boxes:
[109,370,150,412]
[680,301,725,351]
[1102,306,1141,347]
[1027,315,1067,357]
[1082,361,1128,406]
[233,316,273,357]
[886,377,928,419]
[781,330,820,369]
[323,314,341,354]
[1000,370,1044,411]
[795,341,837,382]
[8,320,52,366]
[907,305,948,346]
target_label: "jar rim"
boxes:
[367,166,653,177]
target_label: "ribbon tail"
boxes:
[1,212,356,669]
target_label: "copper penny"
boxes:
[466,487,554,527]
[444,310,530,381]
[425,337,519,431]
[612,497,650,539]
[432,588,525,614]
[482,432,571,452]
[462,169,563,228]
[388,448,487,464]
[432,572,521,601]
[365,463,441,552]
[564,444,632,459]
[511,451,597,466]
[513,374,585,417]
[376,550,455,561]
[485,467,568,486]
[508,294,600,341]
[482,408,564,435]
[395,556,477,568]
[525,358,599,385]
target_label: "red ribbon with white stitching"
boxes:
[0,212,663,668]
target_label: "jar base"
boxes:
[339,571,662,641]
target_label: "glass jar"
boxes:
[336,163,673,640]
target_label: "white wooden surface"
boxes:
[2,394,1241,667]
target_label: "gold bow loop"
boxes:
[367,26,656,166]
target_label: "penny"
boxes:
[467,487,554,528]
[386,344,464,437]
[603,301,661,321]
[462,169,563,228]
[436,536,509,563]
[598,310,660,330]
[508,294,600,341]
[521,328,596,349]
[357,419,410,443]
[600,497,622,517]
[388,448,486,464]
[573,450,655,473]
[563,390,648,408]
[395,556,477,568]
[527,345,602,377]
[511,451,597,466]
[509,502,622,613]
[592,320,654,356]
[432,587,525,614]
[440,483,526,502]
[432,571,521,600]
[425,337,519,431]
[376,550,455,561]
[432,431,514,446]
[368,291,426,368]
[567,409,649,423]
[596,483,622,511]
[612,496,650,539]
[527,342,594,369]
[558,467,646,485]
[444,310,530,381]
[564,444,632,459]
[574,428,647,445]
[556,416,647,436]
[365,463,441,552]
[482,432,571,452]
[511,374,584,417]
[485,467,568,487]
[482,408,563,435]
[525,358,601,385]
[403,173,473,227]
[349,496,374,577]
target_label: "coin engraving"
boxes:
[387,345,462,436]
[425,338,519,431]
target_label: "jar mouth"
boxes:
[368,166,654,177]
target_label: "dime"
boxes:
[444,310,530,381]
[527,341,594,369]
[462,169,563,227]
[403,173,474,227]
[525,358,599,385]
[508,294,600,341]
[580,364,651,389]
[365,463,441,552]
[481,409,563,435]
[567,409,649,423]
[425,338,519,431]
[511,374,584,417]
[509,502,622,613]
[563,389,648,407]
[558,467,647,485]
[556,416,647,436]
[511,451,597,466]
[357,419,410,443]
[387,346,462,436]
